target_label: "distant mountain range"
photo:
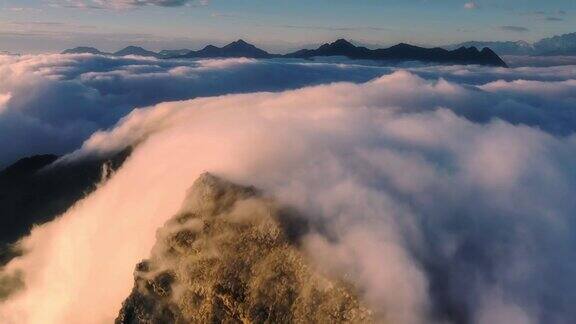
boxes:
[285,39,506,67]
[445,32,576,56]
[62,39,508,67]
[62,46,157,57]
[176,39,273,59]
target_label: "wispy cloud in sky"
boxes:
[276,25,390,32]
[499,25,530,33]
[57,0,208,9]
[464,2,479,10]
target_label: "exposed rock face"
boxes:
[116,173,373,324]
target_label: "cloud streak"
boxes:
[499,25,530,32]
[57,0,208,9]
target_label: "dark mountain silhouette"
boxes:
[444,40,534,55]
[62,47,108,55]
[0,154,58,178]
[62,46,159,57]
[286,38,372,58]
[62,38,508,67]
[114,46,159,57]
[176,39,275,59]
[286,39,508,67]
[0,149,131,265]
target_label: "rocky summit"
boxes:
[116,173,373,324]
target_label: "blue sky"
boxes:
[0,0,574,53]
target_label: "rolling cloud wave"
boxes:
[1,61,575,323]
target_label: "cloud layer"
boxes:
[1,60,576,323]
[2,53,576,168]
[60,0,206,9]
[0,54,385,166]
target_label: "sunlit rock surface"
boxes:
[116,173,373,323]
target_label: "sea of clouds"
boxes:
[1,54,576,323]
[1,53,576,166]
[0,54,386,167]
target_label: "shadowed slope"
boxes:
[0,150,131,264]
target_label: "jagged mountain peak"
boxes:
[202,44,219,50]
[224,39,256,49]
[0,154,58,179]
[317,39,360,52]
[390,42,413,48]
[454,46,480,53]
[331,38,355,46]
[123,45,144,50]
[116,173,373,323]
[481,47,496,54]
[284,40,507,66]
[230,39,249,45]
[114,46,158,57]
[62,47,106,55]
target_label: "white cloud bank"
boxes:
[0,54,385,166]
[1,53,576,168]
[1,68,576,323]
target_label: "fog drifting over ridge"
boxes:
[0,55,575,323]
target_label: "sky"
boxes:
[0,0,575,53]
